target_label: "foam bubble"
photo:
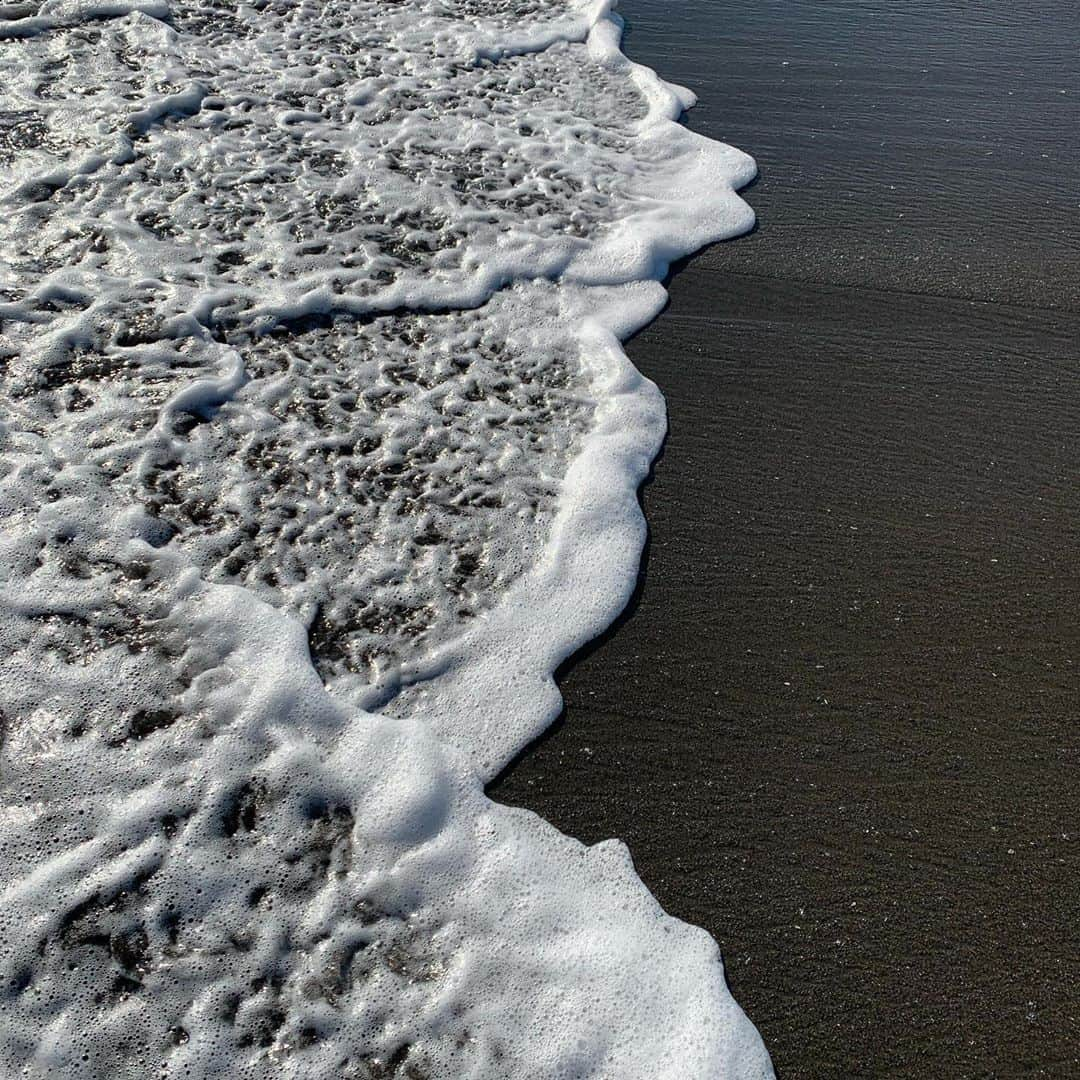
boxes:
[0,0,770,1074]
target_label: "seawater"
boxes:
[0,0,769,1074]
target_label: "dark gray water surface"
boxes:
[490,2,1080,1076]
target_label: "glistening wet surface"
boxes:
[490,2,1080,1076]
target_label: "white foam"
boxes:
[0,0,770,1074]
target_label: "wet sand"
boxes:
[488,2,1080,1075]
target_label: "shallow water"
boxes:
[0,0,768,1074]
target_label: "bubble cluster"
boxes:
[0,0,767,1073]
[0,0,652,319]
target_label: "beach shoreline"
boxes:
[489,1,1080,1074]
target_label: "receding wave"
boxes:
[0,0,768,1074]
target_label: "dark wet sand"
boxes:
[488,2,1080,1076]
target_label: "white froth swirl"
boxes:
[0,0,769,1075]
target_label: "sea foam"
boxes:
[0,0,769,1073]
